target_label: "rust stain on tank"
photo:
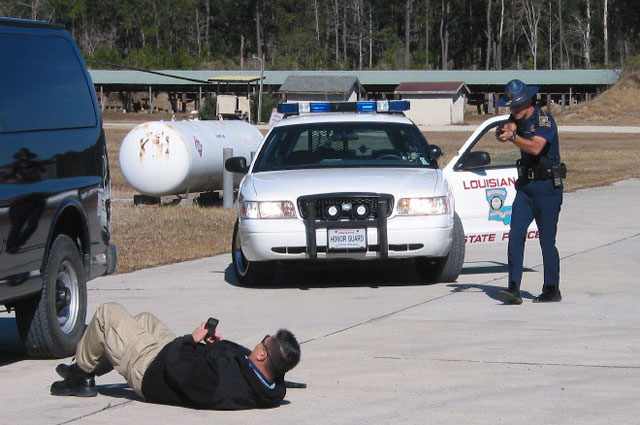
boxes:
[139,129,171,162]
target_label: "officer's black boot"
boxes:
[533,286,562,303]
[497,281,523,305]
[50,363,98,397]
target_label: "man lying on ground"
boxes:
[51,302,301,410]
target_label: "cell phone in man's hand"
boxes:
[205,317,219,339]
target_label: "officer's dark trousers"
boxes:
[508,179,563,290]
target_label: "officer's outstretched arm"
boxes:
[513,135,548,156]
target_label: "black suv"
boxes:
[0,18,117,357]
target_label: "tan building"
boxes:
[394,82,469,126]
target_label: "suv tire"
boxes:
[232,221,276,286]
[15,235,87,358]
[416,213,465,283]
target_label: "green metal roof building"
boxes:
[88,69,621,114]
[89,69,620,88]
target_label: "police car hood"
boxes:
[245,167,445,200]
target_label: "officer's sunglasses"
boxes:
[261,334,271,357]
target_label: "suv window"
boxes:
[0,33,96,134]
[254,122,436,172]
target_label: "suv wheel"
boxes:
[15,235,87,358]
[416,213,465,283]
[232,221,276,286]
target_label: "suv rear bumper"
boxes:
[89,243,118,279]
[106,243,118,275]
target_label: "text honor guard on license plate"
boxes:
[327,228,367,251]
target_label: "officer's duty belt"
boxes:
[517,162,567,181]
[518,166,550,180]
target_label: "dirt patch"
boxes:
[102,111,191,123]
[111,202,236,274]
[556,58,640,125]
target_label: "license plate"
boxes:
[327,228,367,251]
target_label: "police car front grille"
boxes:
[297,194,394,221]
[270,244,424,255]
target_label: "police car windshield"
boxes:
[253,122,436,172]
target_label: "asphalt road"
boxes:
[1,179,639,425]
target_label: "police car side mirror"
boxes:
[225,156,249,174]
[460,151,491,170]
[427,145,442,161]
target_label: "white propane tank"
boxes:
[119,120,262,197]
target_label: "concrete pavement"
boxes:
[1,179,639,425]
[103,121,640,134]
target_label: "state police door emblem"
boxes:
[486,188,512,225]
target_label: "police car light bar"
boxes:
[276,100,410,115]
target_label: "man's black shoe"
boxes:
[497,284,523,305]
[55,363,71,379]
[51,363,98,397]
[533,287,562,303]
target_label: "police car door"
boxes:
[443,115,538,245]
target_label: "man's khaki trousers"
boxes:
[75,302,176,397]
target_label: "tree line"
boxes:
[2,0,638,71]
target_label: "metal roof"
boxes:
[208,75,263,83]
[88,69,621,87]
[395,81,469,94]
[279,75,360,94]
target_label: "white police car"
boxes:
[225,101,528,286]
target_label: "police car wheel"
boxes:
[416,213,465,283]
[231,221,276,286]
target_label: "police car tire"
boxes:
[416,213,465,283]
[231,221,276,286]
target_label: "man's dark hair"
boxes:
[265,329,301,379]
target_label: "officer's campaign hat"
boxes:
[497,79,539,107]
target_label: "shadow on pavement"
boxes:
[0,317,27,365]
[222,259,537,290]
[223,260,430,289]
[447,283,535,302]
[97,383,140,401]
[460,260,535,275]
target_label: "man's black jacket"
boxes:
[141,336,286,409]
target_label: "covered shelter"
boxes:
[88,69,621,119]
[208,75,264,120]
[279,75,364,102]
[394,81,470,126]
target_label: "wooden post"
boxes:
[487,92,495,115]
[148,86,153,114]
[100,86,104,113]
[569,87,572,109]
[222,148,234,209]
[546,92,551,113]
[561,93,566,112]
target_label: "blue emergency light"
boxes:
[276,100,410,115]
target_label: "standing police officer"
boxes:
[495,79,565,304]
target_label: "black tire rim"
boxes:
[55,260,79,334]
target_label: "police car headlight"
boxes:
[396,197,450,215]
[240,201,296,219]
